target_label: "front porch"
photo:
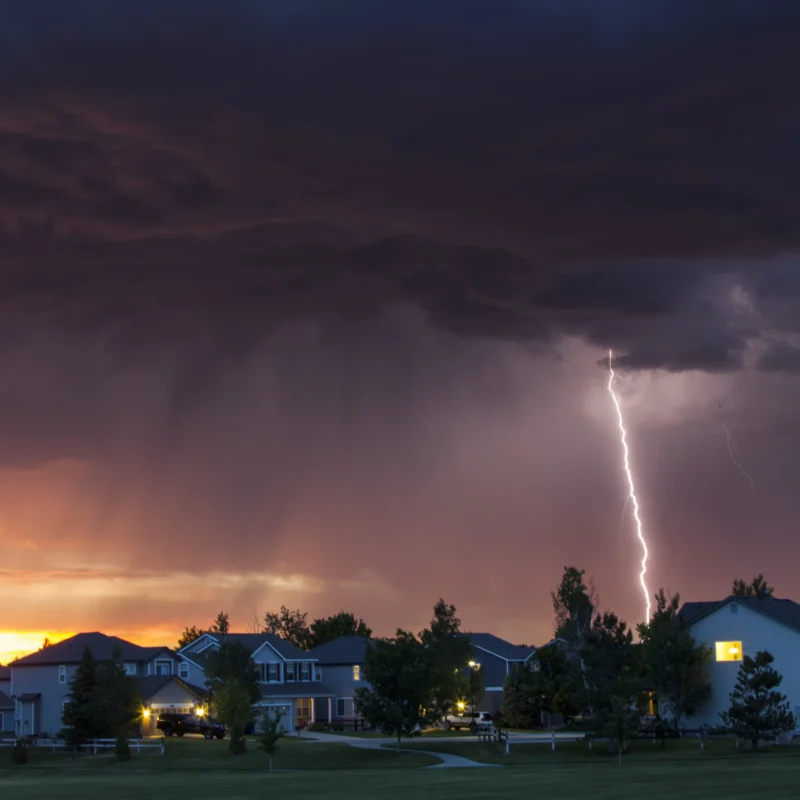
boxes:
[256,682,335,731]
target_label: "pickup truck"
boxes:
[156,712,226,739]
[443,710,493,732]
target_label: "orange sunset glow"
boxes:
[0,631,75,666]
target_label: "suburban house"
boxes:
[178,632,334,732]
[678,595,800,732]
[306,636,371,724]
[0,665,12,732]
[464,633,535,715]
[8,632,189,737]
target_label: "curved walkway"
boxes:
[301,731,496,768]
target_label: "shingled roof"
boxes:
[307,636,371,665]
[466,633,534,662]
[0,690,13,711]
[10,633,172,667]
[678,596,800,634]
[187,633,313,661]
[0,665,10,681]
[136,675,207,702]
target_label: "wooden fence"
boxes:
[0,737,165,755]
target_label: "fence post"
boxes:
[505,736,509,756]
[588,736,592,751]
[551,731,555,752]
[161,738,165,756]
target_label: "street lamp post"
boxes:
[468,660,480,714]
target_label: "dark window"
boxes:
[336,698,345,717]
[285,663,296,681]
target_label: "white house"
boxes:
[679,595,800,732]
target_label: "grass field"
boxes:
[3,736,800,799]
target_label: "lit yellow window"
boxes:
[715,641,743,662]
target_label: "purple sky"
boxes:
[1,1,799,660]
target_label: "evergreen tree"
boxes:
[94,645,140,737]
[420,599,473,719]
[732,574,774,599]
[637,589,711,732]
[720,650,794,749]
[62,646,99,746]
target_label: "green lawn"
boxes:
[3,758,800,799]
[397,737,800,766]
[0,736,438,772]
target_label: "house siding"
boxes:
[317,664,363,721]
[177,659,206,687]
[686,602,800,730]
[11,665,65,737]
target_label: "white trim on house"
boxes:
[58,665,66,684]
[250,639,317,663]
[177,633,217,655]
[485,686,504,692]
[471,643,532,664]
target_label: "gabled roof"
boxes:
[678,596,800,634]
[466,633,534,662]
[9,633,173,667]
[307,636,371,665]
[0,689,13,710]
[0,665,10,680]
[183,632,314,662]
[136,675,208,702]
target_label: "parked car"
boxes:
[443,710,493,732]
[156,712,226,739]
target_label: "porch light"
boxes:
[196,707,205,717]
[142,708,151,719]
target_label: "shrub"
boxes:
[307,721,327,732]
[114,734,131,762]
[331,722,344,732]
[229,724,247,755]
[11,740,28,765]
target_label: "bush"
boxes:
[229,724,247,755]
[114,734,131,762]
[331,722,344,732]
[11,741,28,765]
[307,721,327,732]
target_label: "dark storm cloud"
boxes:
[756,342,800,373]
[0,0,799,370]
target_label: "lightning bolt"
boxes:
[607,350,651,623]
[721,422,756,499]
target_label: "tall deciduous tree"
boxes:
[264,606,311,649]
[309,612,372,649]
[205,640,261,703]
[732,574,774,599]
[420,599,472,719]
[215,680,254,754]
[720,650,794,749]
[210,611,230,635]
[177,625,205,650]
[637,589,711,732]
[354,630,434,752]
[62,646,99,746]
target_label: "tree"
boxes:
[177,626,205,650]
[637,589,711,732]
[720,650,794,749]
[603,695,640,767]
[256,707,286,771]
[94,645,140,738]
[62,646,99,746]
[41,637,52,650]
[264,606,311,649]
[501,669,540,729]
[732,574,774,599]
[354,630,435,752]
[532,643,583,725]
[309,611,372,649]
[419,599,472,720]
[214,680,254,754]
[210,611,230,636]
[551,566,596,704]
[205,640,261,703]
[583,611,635,723]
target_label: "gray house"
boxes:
[0,665,12,732]
[306,636,370,723]
[9,632,180,737]
[678,596,800,733]
[465,633,534,715]
[178,632,334,732]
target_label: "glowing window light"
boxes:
[715,641,743,662]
